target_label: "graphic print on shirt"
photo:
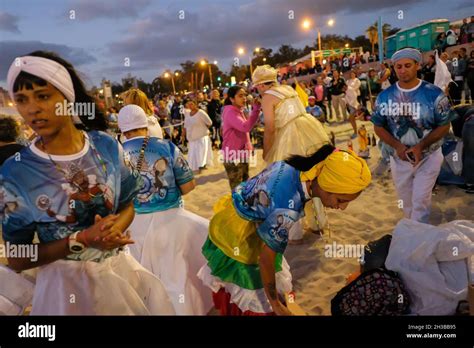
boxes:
[240,165,272,215]
[1,134,123,244]
[0,184,19,221]
[122,137,194,213]
[45,162,114,225]
[371,81,456,151]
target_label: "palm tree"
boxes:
[366,23,378,55]
[366,22,392,55]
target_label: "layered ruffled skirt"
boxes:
[31,252,175,315]
[197,195,292,315]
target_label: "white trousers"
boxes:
[389,148,444,223]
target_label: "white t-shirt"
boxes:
[147,116,163,139]
[184,109,212,142]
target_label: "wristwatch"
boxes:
[68,231,86,254]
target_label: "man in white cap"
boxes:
[371,48,457,223]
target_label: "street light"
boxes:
[237,46,260,75]
[164,71,176,94]
[302,18,336,51]
[345,43,349,48]
[302,19,311,30]
[200,59,215,89]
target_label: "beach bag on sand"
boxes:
[385,219,474,315]
[331,268,411,316]
[361,234,392,273]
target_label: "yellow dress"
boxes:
[264,85,329,163]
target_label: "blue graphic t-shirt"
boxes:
[232,161,308,254]
[0,131,142,261]
[122,137,194,214]
[370,80,457,154]
[306,105,324,118]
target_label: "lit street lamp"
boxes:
[200,59,215,89]
[237,46,260,75]
[164,71,176,94]
[302,18,335,51]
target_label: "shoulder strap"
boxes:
[265,88,285,99]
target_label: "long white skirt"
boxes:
[127,207,213,315]
[30,252,175,315]
[187,135,213,171]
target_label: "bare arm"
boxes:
[179,179,196,195]
[419,124,450,150]
[259,244,292,315]
[261,94,279,159]
[6,214,128,272]
[7,238,71,272]
[109,201,135,234]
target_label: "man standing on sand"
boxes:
[371,48,457,223]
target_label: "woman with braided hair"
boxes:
[118,104,213,315]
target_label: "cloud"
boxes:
[0,11,20,33]
[0,41,97,81]
[66,0,152,21]
[106,0,425,66]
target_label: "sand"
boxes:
[184,120,474,315]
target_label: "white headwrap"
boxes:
[6,56,83,124]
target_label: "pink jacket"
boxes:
[221,104,260,162]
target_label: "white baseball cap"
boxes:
[118,104,148,132]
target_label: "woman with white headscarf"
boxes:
[1,51,174,315]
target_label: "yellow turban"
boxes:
[300,149,372,194]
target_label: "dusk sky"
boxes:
[0,0,472,88]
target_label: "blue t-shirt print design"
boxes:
[122,137,194,214]
[370,80,457,153]
[1,131,142,246]
[232,161,306,253]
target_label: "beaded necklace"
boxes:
[135,136,150,172]
[40,132,109,196]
